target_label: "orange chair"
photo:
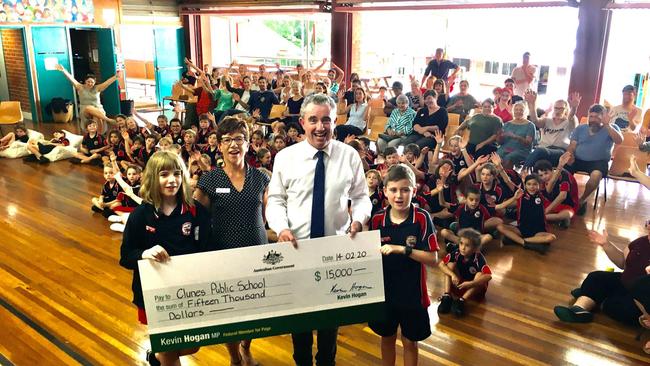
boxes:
[269,104,287,120]
[0,101,23,136]
[447,113,461,128]
[366,116,388,141]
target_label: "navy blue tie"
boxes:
[311,150,325,238]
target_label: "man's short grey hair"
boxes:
[300,93,337,118]
[396,94,410,104]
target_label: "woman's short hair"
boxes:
[512,101,529,116]
[216,117,250,143]
[396,94,410,105]
[482,98,495,107]
[423,90,438,99]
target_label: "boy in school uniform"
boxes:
[369,164,439,366]
[438,228,493,317]
[91,163,122,217]
[534,155,579,229]
[440,186,502,252]
[71,120,108,165]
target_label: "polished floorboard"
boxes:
[1,123,650,365]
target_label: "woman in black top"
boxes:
[194,116,270,366]
[403,90,449,149]
[283,80,304,124]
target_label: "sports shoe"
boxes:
[108,215,123,223]
[445,241,458,254]
[553,305,593,323]
[451,298,465,317]
[524,242,549,254]
[449,222,458,233]
[577,202,587,216]
[110,223,125,232]
[146,350,161,366]
[70,157,82,164]
[438,294,452,314]
[570,288,582,298]
[102,208,115,218]
[38,156,50,164]
[23,155,38,162]
[91,205,103,213]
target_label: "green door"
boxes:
[32,26,75,123]
[153,27,185,106]
[96,28,120,116]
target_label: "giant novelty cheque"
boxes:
[139,231,385,352]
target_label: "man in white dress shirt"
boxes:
[267,93,372,366]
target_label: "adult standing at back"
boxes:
[267,93,372,366]
[421,48,459,87]
[510,52,537,97]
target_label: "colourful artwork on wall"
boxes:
[0,0,94,23]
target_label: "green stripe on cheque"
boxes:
[139,231,385,353]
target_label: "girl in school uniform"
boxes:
[119,151,210,366]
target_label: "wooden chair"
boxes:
[335,114,348,126]
[269,104,287,120]
[580,116,588,124]
[0,101,23,136]
[448,113,461,128]
[366,116,388,141]
[369,107,385,118]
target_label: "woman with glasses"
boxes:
[194,116,270,366]
[522,90,580,169]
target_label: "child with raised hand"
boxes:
[440,186,502,253]
[376,147,400,177]
[119,151,210,366]
[108,153,143,232]
[91,163,122,218]
[438,228,492,317]
[427,154,488,229]
[443,135,473,177]
[23,130,70,164]
[135,133,158,168]
[496,174,557,254]
[102,130,127,165]
[369,164,439,366]
[534,153,579,229]
[135,111,170,138]
[71,120,108,165]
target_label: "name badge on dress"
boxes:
[216,188,231,194]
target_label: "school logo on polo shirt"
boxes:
[469,267,477,275]
[487,195,497,205]
[181,222,192,236]
[535,197,542,205]
[146,225,156,233]
[372,198,379,205]
[474,211,481,218]
[405,235,417,247]
[459,160,465,166]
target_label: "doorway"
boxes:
[0,27,34,120]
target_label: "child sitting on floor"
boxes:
[91,163,122,217]
[533,154,579,229]
[496,174,557,254]
[440,186,503,252]
[71,120,108,165]
[366,169,385,216]
[438,228,492,317]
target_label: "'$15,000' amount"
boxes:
[314,267,356,282]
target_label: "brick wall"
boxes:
[351,14,362,75]
[1,29,31,112]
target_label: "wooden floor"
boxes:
[1,123,650,365]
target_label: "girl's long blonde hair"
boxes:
[140,151,193,210]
